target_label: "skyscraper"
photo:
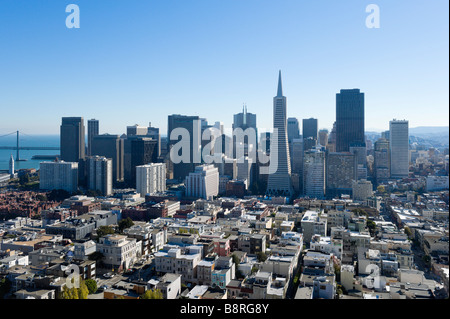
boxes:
[86,156,113,196]
[287,117,300,143]
[266,71,293,198]
[318,129,329,147]
[302,118,318,151]
[336,89,365,153]
[91,134,124,184]
[290,138,304,194]
[168,114,201,181]
[130,138,159,186]
[374,138,390,184]
[233,105,258,158]
[60,117,85,163]
[389,120,409,178]
[87,119,99,156]
[325,152,357,199]
[303,147,325,199]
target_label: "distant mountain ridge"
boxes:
[409,126,449,135]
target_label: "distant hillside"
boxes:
[409,126,449,148]
[409,126,449,135]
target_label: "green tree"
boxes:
[141,289,163,299]
[19,173,30,185]
[256,251,268,263]
[366,220,377,236]
[47,189,71,201]
[96,226,115,239]
[404,227,413,239]
[118,217,134,233]
[85,279,97,294]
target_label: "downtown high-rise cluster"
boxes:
[42,71,410,203]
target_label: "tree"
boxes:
[377,185,386,194]
[96,226,115,239]
[141,289,163,299]
[366,220,377,236]
[47,189,71,201]
[19,173,30,185]
[404,227,413,239]
[60,278,89,299]
[85,279,97,294]
[118,217,134,233]
[256,251,267,263]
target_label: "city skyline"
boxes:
[0,0,448,135]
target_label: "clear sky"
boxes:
[0,0,448,136]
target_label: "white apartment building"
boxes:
[86,156,113,196]
[185,164,219,200]
[136,163,166,197]
[154,245,202,284]
[40,161,78,193]
[97,234,140,271]
[301,210,327,244]
[310,234,342,259]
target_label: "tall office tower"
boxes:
[39,161,78,193]
[60,117,85,162]
[389,120,409,178]
[236,156,255,188]
[130,138,158,186]
[303,147,325,199]
[303,118,318,151]
[336,89,365,152]
[185,164,219,200]
[374,138,390,184]
[349,144,367,179]
[136,163,166,197]
[381,130,390,140]
[91,134,124,184]
[233,104,258,157]
[287,117,300,143]
[9,154,14,177]
[326,152,357,199]
[260,132,271,154]
[168,114,201,181]
[266,71,293,198]
[326,122,337,152]
[86,156,113,196]
[127,123,161,158]
[87,119,99,156]
[318,129,329,147]
[214,121,224,135]
[303,118,318,145]
[290,138,304,194]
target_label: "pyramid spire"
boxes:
[277,70,283,97]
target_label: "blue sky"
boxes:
[0,0,448,136]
